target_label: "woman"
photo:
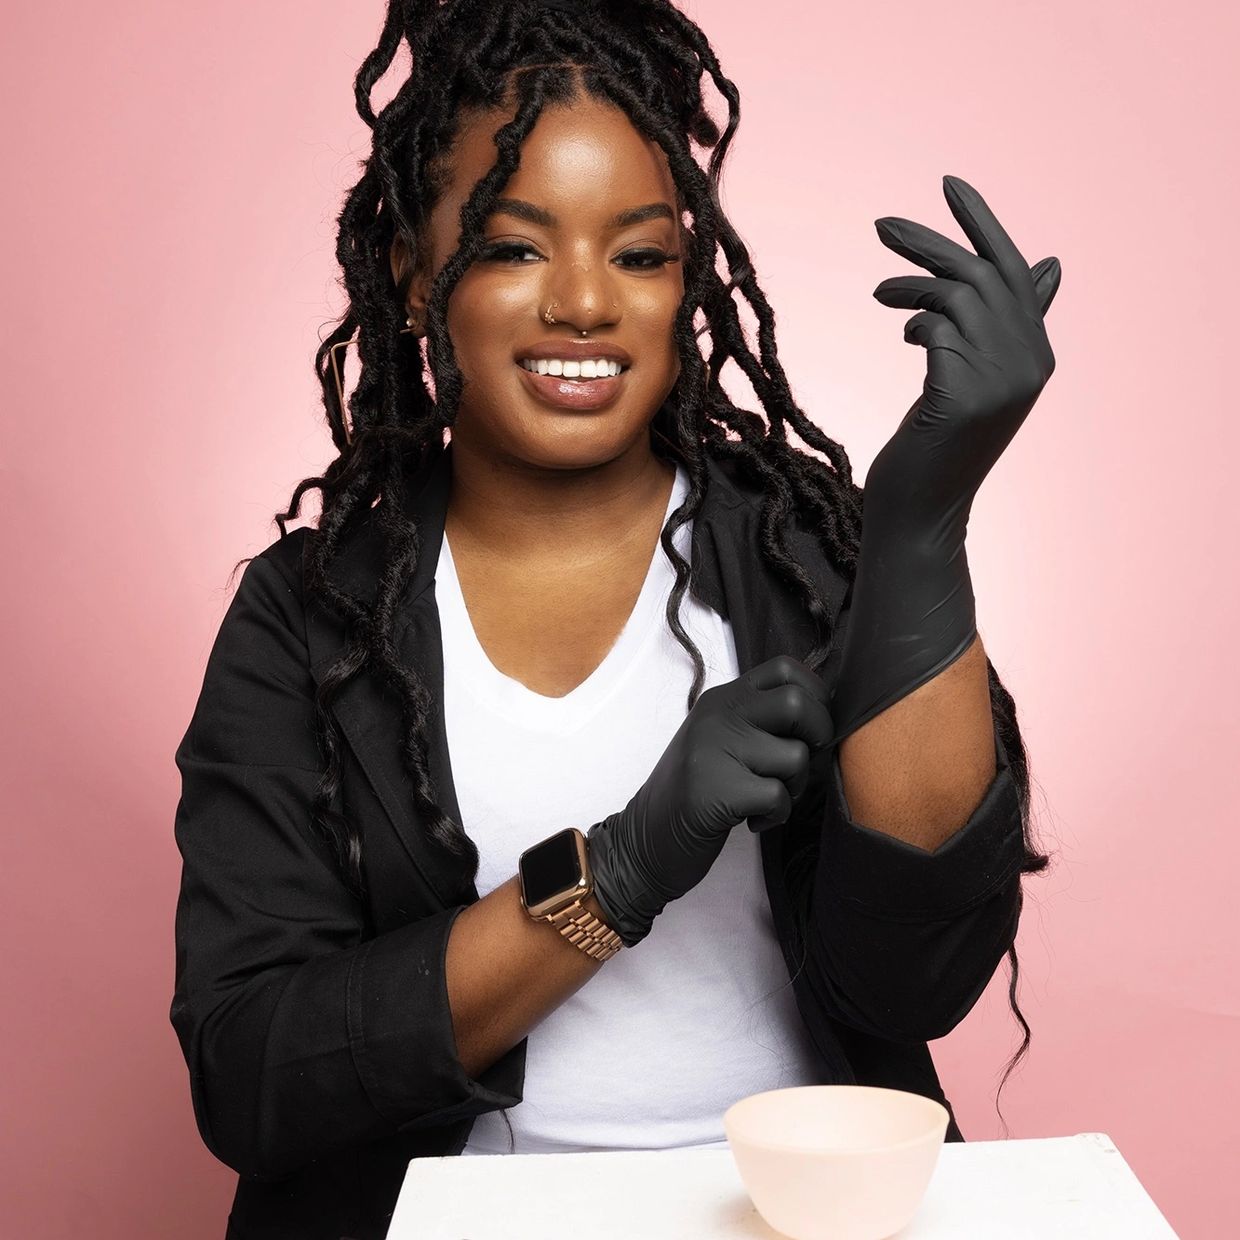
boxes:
[170,1,1058,1236]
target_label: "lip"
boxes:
[516,360,628,412]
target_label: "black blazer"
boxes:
[170,442,1026,1240]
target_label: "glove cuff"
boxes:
[586,815,665,948]
[829,531,978,746]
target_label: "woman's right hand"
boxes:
[585,655,835,947]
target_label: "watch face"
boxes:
[520,828,584,910]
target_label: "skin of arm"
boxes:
[445,877,614,1079]
[836,632,997,854]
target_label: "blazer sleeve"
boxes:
[169,549,522,1183]
[803,592,1027,1043]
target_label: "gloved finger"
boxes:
[874,276,999,350]
[742,654,831,708]
[746,777,794,834]
[875,215,1019,324]
[743,682,835,751]
[1032,256,1062,317]
[902,309,968,353]
[742,731,812,798]
[942,174,1042,321]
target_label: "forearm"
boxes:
[837,631,996,853]
[445,874,613,1079]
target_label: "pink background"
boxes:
[2,1,1234,1235]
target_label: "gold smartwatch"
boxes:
[518,827,624,962]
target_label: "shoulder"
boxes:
[240,525,313,611]
[702,452,759,514]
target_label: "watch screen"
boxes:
[521,829,581,905]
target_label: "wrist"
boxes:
[585,816,660,949]
[830,527,978,745]
[517,829,626,963]
[580,887,609,924]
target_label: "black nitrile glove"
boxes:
[586,656,834,947]
[829,174,1061,745]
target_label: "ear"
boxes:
[390,234,429,335]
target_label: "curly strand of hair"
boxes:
[652,18,861,485]
[422,75,565,429]
[580,62,864,681]
[571,65,755,720]
[585,67,848,704]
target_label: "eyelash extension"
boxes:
[479,242,680,269]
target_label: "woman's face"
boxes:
[394,90,686,471]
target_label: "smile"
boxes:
[518,357,628,379]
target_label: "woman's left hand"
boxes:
[862,174,1061,539]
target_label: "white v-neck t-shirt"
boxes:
[438,463,824,1155]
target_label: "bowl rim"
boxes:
[723,1086,949,1156]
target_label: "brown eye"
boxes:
[618,249,679,269]
[480,242,542,263]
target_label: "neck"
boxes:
[443,432,676,568]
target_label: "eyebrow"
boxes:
[491,197,675,229]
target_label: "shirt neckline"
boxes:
[436,464,690,733]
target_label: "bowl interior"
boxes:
[725,1086,947,1153]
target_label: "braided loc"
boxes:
[233,0,1049,1141]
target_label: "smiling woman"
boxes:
[391,94,686,447]
[168,2,1052,1237]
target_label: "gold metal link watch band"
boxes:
[545,899,625,961]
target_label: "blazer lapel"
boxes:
[304,444,466,909]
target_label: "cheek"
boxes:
[632,285,683,365]
[445,273,526,357]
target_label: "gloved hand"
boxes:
[586,655,834,947]
[830,173,1061,743]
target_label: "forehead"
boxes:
[442,95,679,225]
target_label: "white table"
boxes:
[388,1132,1178,1238]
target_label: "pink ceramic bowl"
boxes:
[722,1085,949,1240]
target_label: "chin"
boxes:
[514,417,655,471]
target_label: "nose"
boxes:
[543,261,620,334]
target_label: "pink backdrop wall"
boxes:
[3,1,1234,1235]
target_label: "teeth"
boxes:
[520,358,624,378]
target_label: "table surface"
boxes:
[387,1131,1179,1239]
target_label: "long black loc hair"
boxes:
[236,0,1053,1139]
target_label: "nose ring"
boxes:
[543,298,614,336]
